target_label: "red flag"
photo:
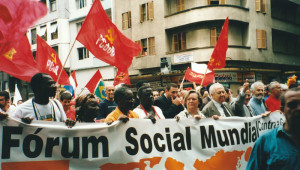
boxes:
[85,70,102,93]
[185,67,214,86]
[113,69,131,86]
[36,35,70,85]
[207,17,229,70]
[76,0,141,71]
[0,35,40,82]
[0,0,47,54]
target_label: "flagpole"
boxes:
[179,76,185,92]
[56,39,77,85]
[78,87,86,97]
[200,66,208,87]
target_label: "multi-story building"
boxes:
[115,0,300,91]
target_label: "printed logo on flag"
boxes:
[95,28,116,57]
[4,48,16,61]
[46,53,59,76]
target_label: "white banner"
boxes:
[0,112,285,169]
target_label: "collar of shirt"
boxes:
[212,99,225,116]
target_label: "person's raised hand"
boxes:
[172,97,182,106]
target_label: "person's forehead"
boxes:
[245,90,251,94]
[285,91,300,102]
[42,74,54,82]
[215,86,224,92]
[188,93,197,98]
[169,86,178,91]
[255,85,263,90]
[106,86,115,90]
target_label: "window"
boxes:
[210,27,221,46]
[139,1,154,23]
[78,47,89,60]
[50,0,56,12]
[135,37,155,56]
[255,0,266,13]
[32,51,36,60]
[76,0,86,9]
[172,32,186,52]
[207,0,225,5]
[31,28,36,44]
[39,25,47,41]
[53,46,59,56]
[76,22,83,33]
[122,11,131,30]
[50,22,58,40]
[256,29,266,49]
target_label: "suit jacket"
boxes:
[202,100,235,118]
[154,95,184,118]
[201,96,211,110]
[230,92,253,117]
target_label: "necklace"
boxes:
[32,99,56,121]
[140,105,161,119]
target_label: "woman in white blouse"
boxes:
[175,90,205,120]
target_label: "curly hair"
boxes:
[75,93,98,122]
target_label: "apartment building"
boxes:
[115,0,300,90]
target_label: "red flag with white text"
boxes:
[0,35,40,82]
[207,17,229,70]
[36,35,70,85]
[113,69,131,86]
[85,70,102,93]
[185,67,214,86]
[76,0,141,71]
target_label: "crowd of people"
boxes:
[0,73,299,168]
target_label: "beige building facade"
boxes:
[115,0,300,91]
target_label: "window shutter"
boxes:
[149,37,155,55]
[148,1,154,20]
[122,13,128,30]
[139,5,144,23]
[261,30,266,49]
[173,34,179,52]
[220,0,226,5]
[136,40,142,56]
[256,29,262,48]
[210,27,217,46]
[181,0,185,11]
[181,32,186,50]
[255,0,261,12]
[207,0,210,5]
[261,0,266,13]
[128,11,132,28]
[176,0,181,12]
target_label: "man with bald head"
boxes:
[97,85,117,119]
[202,83,235,118]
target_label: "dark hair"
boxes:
[183,90,202,108]
[30,73,49,93]
[0,91,10,100]
[136,80,149,90]
[75,93,97,122]
[137,86,152,98]
[166,83,178,91]
[60,91,72,101]
[206,83,214,94]
[114,87,131,103]
[225,88,229,94]
[281,87,300,111]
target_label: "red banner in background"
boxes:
[185,67,214,86]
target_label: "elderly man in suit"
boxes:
[202,83,235,118]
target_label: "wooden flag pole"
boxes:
[200,66,209,87]
[179,76,185,92]
[56,39,77,85]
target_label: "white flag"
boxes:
[191,62,212,74]
[13,84,22,105]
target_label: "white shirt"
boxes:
[14,98,67,122]
[212,99,226,116]
[0,105,16,117]
[133,105,165,119]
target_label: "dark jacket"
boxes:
[154,94,184,118]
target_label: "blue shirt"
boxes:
[247,125,300,170]
[249,97,266,116]
[97,99,117,119]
